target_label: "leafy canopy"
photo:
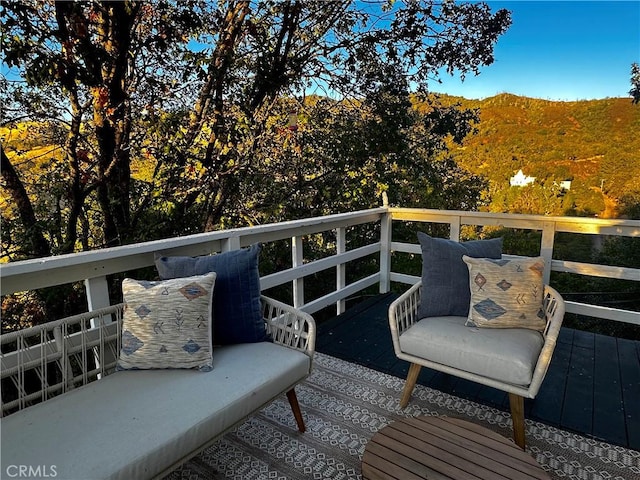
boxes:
[1,0,511,261]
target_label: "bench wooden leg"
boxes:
[400,363,422,408]
[286,388,306,432]
[509,392,526,449]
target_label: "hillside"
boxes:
[434,94,640,217]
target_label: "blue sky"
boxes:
[2,1,637,102]
[434,1,640,101]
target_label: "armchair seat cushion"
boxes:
[399,316,544,386]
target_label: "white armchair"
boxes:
[389,281,565,449]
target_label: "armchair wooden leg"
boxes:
[400,363,422,408]
[286,388,306,433]
[509,392,526,449]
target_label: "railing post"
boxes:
[85,276,111,313]
[84,275,114,375]
[540,221,555,285]
[222,236,241,252]
[379,209,392,293]
[292,235,304,309]
[336,227,346,314]
[449,215,462,241]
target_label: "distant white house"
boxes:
[558,180,572,191]
[510,169,536,187]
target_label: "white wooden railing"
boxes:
[0,208,387,317]
[1,207,639,326]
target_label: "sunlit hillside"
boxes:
[0,124,64,220]
[436,94,640,217]
[1,124,157,184]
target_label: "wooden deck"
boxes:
[316,293,640,451]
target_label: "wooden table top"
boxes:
[361,416,550,480]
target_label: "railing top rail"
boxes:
[389,207,640,227]
[0,208,386,295]
[389,207,640,236]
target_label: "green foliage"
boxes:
[437,94,640,218]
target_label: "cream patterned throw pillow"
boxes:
[117,272,216,371]
[462,256,546,331]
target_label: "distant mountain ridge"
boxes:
[436,93,640,217]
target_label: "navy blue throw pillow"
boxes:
[417,232,503,318]
[155,244,268,345]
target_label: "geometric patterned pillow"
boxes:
[462,256,546,331]
[116,273,216,371]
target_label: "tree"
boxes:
[2,1,201,253]
[2,0,511,261]
[630,62,640,104]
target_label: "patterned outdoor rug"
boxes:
[165,353,640,480]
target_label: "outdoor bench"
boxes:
[0,296,315,480]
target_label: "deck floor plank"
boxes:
[529,342,570,424]
[473,385,508,411]
[316,293,640,450]
[593,335,626,445]
[618,338,640,449]
[560,340,595,434]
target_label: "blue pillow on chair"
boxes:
[155,244,268,344]
[417,232,503,318]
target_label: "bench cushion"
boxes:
[0,342,311,480]
[399,316,544,386]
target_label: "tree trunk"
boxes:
[92,1,138,246]
[1,146,51,258]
